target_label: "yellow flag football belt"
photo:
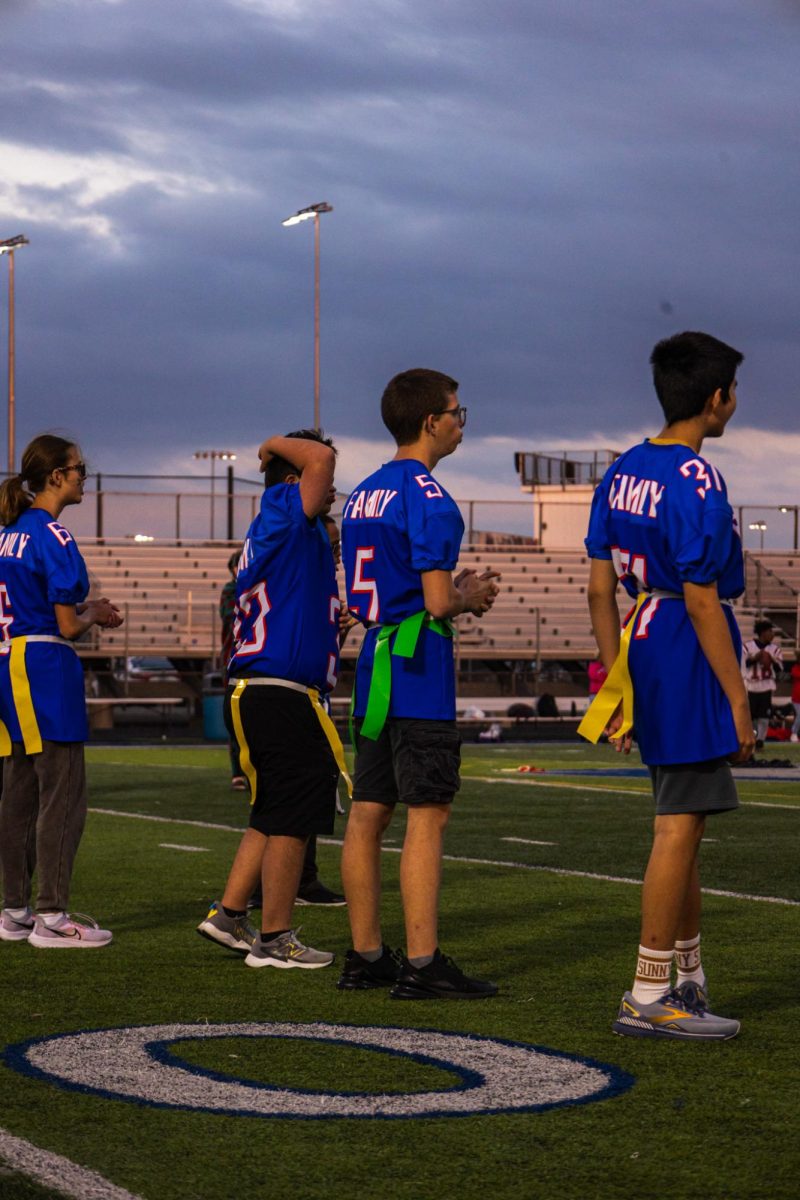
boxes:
[577,593,648,746]
[228,677,352,801]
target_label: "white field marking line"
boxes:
[469,774,800,809]
[90,808,244,832]
[87,809,800,908]
[89,759,212,770]
[158,843,210,852]
[0,1126,143,1200]
[502,836,558,847]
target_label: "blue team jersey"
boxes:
[0,507,90,744]
[585,439,744,765]
[342,458,464,721]
[228,483,340,693]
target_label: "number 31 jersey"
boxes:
[585,439,744,764]
[342,458,464,721]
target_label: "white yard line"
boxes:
[0,1127,143,1200]
[158,843,210,852]
[87,808,800,908]
[468,775,800,809]
[502,837,558,847]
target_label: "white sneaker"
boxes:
[0,907,36,942]
[28,912,113,949]
[790,734,799,743]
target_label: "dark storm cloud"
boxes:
[1,0,799,470]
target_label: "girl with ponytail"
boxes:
[0,434,124,948]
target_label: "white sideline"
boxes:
[470,774,800,810]
[87,807,800,907]
[0,1127,143,1200]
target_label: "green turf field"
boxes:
[1,742,798,1200]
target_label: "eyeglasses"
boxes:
[439,405,467,427]
[60,462,87,479]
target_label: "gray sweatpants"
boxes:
[0,740,88,912]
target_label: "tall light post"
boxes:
[748,520,767,553]
[281,202,333,431]
[779,505,799,552]
[0,235,30,474]
[193,450,237,540]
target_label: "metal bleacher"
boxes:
[77,539,800,664]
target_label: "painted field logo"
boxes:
[4,1022,633,1120]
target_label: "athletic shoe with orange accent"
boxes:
[612,989,739,1040]
[28,912,112,949]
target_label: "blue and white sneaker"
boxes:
[613,989,739,1041]
[0,907,35,942]
[673,978,711,1013]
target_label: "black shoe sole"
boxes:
[389,983,498,1001]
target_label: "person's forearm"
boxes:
[588,593,621,672]
[258,436,334,473]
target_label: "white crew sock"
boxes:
[674,935,705,987]
[631,945,673,1004]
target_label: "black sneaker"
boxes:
[390,949,498,1001]
[296,880,347,907]
[337,945,405,990]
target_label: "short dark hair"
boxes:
[381,368,459,446]
[650,331,743,424]
[754,619,774,636]
[263,429,336,490]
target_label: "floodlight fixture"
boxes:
[281,202,333,228]
[194,450,237,540]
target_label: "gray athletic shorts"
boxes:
[648,758,739,816]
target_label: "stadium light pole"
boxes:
[193,450,237,541]
[748,520,767,553]
[281,202,333,432]
[0,235,30,475]
[779,505,799,552]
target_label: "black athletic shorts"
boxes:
[224,683,338,837]
[747,691,772,721]
[351,718,461,807]
[648,758,739,816]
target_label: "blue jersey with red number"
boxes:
[342,458,464,721]
[0,507,90,743]
[228,483,340,693]
[585,439,744,765]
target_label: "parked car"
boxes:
[114,656,180,683]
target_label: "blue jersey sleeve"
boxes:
[39,522,89,605]
[668,465,735,585]
[407,480,463,571]
[585,475,613,559]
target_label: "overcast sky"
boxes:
[1,0,799,531]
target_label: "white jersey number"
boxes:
[351,548,380,622]
[232,581,271,657]
[0,584,13,644]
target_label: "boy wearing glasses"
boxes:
[339,368,500,999]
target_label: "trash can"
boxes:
[202,671,227,741]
